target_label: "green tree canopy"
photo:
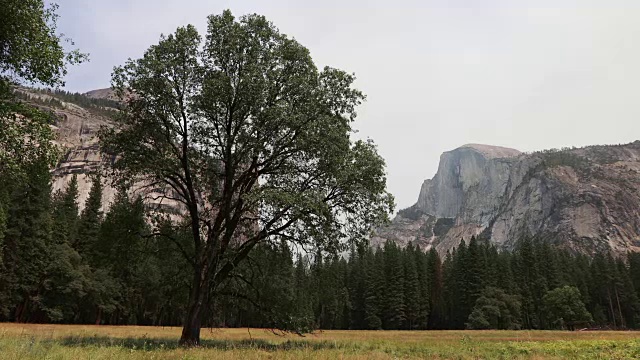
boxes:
[466,286,522,330]
[0,0,86,88]
[100,10,394,345]
[0,0,86,178]
[543,286,593,330]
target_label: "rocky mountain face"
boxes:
[18,88,640,256]
[19,87,181,214]
[373,143,640,256]
[14,88,115,211]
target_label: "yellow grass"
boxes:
[1,323,639,359]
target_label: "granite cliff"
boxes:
[17,88,640,256]
[373,143,640,256]
[17,87,181,214]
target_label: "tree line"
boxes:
[231,236,640,331]
[13,88,120,119]
[2,166,639,330]
[0,164,186,325]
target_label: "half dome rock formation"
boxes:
[372,142,640,256]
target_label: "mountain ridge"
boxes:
[17,87,182,216]
[17,87,640,256]
[373,142,640,256]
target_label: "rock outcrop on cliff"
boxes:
[13,87,116,210]
[18,87,182,215]
[373,143,640,256]
[18,88,640,256]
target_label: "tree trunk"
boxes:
[15,299,28,322]
[607,289,617,328]
[180,305,202,346]
[614,287,624,328]
[180,268,207,346]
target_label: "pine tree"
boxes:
[483,242,500,289]
[513,237,546,329]
[495,249,515,293]
[76,174,103,257]
[414,245,430,329]
[629,253,640,302]
[403,243,420,329]
[347,245,367,329]
[607,255,626,328]
[313,254,349,329]
[293,255,314,328]
[590,253,614,326]
[95,189,147,324]
[426,247,444,329]
[567,253,592,316]
[363,247,384,329]
[51,175,79,246]
[250,241,313,332]
[43,174,89,322]
[338,257,351,329]
[539,240,561,289]
[614,257,640,328]
[0,160,52,321]
[382,241,406,329]
[465,236,486,314]
[445,240,468,328]
[0,178,9,270]
[148,219,192,326]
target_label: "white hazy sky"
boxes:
[57,0,640,210]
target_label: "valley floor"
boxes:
[0,323,639,359]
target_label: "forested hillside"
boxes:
[13,87,120,119]
[2,168,639,330]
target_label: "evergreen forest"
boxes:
[2,167,639,331]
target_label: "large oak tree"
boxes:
[100,10,394,345]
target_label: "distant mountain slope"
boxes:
[373,142,640,256]
[17,87,181,215]
[18,88,640,256]
[14,87,116,210]
[84,88,117,101]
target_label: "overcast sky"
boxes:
[57,0,640,210]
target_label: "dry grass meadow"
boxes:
[1,323,639,359]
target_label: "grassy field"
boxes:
[1,324,639,359]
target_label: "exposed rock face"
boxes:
[373,143,640,256]
[14,88,117,211]
[20,88,181,215]
[19,89,640,256]
[416,144,521,221]
[84,88,117,101]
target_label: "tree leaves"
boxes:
[0,0,87,87]
[0,0,86,181]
